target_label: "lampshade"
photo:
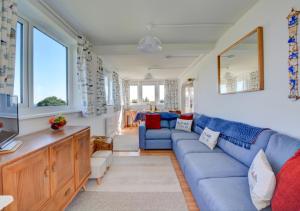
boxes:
[137,35,162,53]
[144,72,154,80]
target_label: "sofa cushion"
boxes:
[184,153,248,187]
[169,119,177,129]
[265,133,300,174]
[145,114,161,129]
[177,140,223,157]
[160,120,169,128]
[175,119,193,132]
[174,140,223,170]
[171,130,199,142]
[217,130,275,167]
[271,149,300,211]
[197,177,258,211]
[180,113,193,120]
[145,139,172,149]
[193,125,203,135]
[146,128,171,140]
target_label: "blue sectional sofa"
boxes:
[139,113,300,211]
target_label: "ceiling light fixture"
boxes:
[144,72,154,80]
[138,24,162,53]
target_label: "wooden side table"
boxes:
[91,136,113,151]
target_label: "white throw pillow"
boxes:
[175,119,193,132]
[198,127,220,150]
[248,149,276,210]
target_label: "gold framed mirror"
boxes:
[218,27,264,94]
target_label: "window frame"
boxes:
[16,13,75,117]
[127,81,165,105]
[15,17,28,108]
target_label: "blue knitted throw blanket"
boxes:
[196,115,212,129]
[196,115,266,149]
[134,112,179,122]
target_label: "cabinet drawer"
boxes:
[55,178,75,209]
[42,179,75,211]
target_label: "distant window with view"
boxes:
[142,85,155,103]
[33,27,68,106]
[130,85,138,104]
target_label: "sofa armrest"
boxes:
[139,124,146,149]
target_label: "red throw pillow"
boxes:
[180,114,193,120]
[271,149,300,211]
[145,114,161,129]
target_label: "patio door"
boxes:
[184,84,194,113]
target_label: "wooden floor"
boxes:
[114,127,199,211]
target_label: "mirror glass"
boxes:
[218,27,264,94]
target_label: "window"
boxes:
[142,85,155,102]
[14,22,23,103]
[33,28,68,107]
[129,85,138,104]
[159,85,164,103]
[184,85,194,113]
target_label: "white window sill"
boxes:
[19,109,81,120]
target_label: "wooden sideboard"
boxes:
[0,126,91,211]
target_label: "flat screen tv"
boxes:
[0,93,19,149]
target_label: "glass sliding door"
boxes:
[184,85,194,113]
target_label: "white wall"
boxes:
[181,0,300,138]
[19,107,118,136]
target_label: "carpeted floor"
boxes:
[113,134,139,152]
[66,156,188,211]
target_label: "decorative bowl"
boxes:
[49,116,67,131]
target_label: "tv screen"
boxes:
[0,93,19,148]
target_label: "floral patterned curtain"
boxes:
[77,36,107,116]
[95,57,107,115]
[164,80,179,110]
[77,36,94,116]
[122,79,130,108]
[0,0,17,95]
[112,71,121,111]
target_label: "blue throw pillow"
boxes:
[160,120,169,128]
[160,112,179,120]
[169,119,177,129]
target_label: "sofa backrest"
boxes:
[265,133,300,174]
[217,129,275,167]
[192,113,203,134]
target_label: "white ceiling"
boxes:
[43,0,258,79]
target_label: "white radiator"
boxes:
[105,111,121,138]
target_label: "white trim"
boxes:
[19,109,81,120]
[16,9,76,117]
[38,0,80,37]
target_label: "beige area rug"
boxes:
[66,156,188,211]
[113,134,139,152]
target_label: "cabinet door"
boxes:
[50,136,74,195]
[74,129,91,188]
[2,149,50,211]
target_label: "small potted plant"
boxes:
[49,115,67,131]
